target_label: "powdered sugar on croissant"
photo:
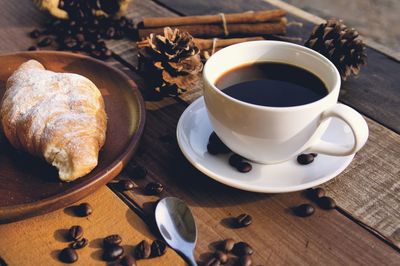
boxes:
[1,60,107,181]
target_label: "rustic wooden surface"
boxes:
[0,0,399,265]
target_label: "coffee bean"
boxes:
[236,161,252,173]
[71,237,88,249]
[205,257,220,266]
[76,202,93,217]
[232,242,254,256]
[207,143,219,155]
[135,240,151,259]
[75,33,85,43]
[83,42,96,52]
[90,49,103,59]
[239,255,253,266]
[59,247,78,263]
[105,27,115,39]
[28,46,39,51]
[208,132,231,154]
[144,182,164,195]
[151,239,167,257]
[293,204,315,217]
[236,213,253,227]
[317,196,336,210]
[214,251,228,263]
[69,225,83,241]
[114,30,124,39]
[63,37,78,49]
[310,153,318,157]
[103,245,124,261]
[38,37,53,47]
[120,255,136,266]
[297,154,314,165]
[119,179,134,191]
[29,29,41,38]
[222,238,235,252]
[306,187,326,200]
[229,154,243,167]
[103,234,122,247]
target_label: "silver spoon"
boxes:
[155,197,198,266]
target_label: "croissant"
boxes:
[0,60,107,182]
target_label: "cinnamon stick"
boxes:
[138,18,287,39]
[142,9,287,28]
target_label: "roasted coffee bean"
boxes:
[207,143,219,155]
[75,33,85,43]
[90,49,103,59]
[30,29,41,38]
[151,239,167,257]
[59,247,78,263]
[119,179,134,191]
[144,182,164,195]
[38,37,53,47]
[229,153,243,167]
[103,245,124,261]
[69,225,83,241]
[120,255,136,266]
[63,37,78,49]
[208,132,230,154]
[214,251,228,264]
[103,234,122,247]
[232,242,254,256]
[135,240,151,259]
[114,30,124,39]
[236,213,253,227]
[293,204,315,217]
[71,237,88,249]
[297,153,314,165]
[205,257,220,266]
[76,202,93,217]
[236,161,252,173]
[28,46,39,51]
[84,42,96,52]
[317,196,336,210]
[306,187,326,200]
[310,153,318,157]
[222,238,235,252]
[239,255,253,266]
[69,20,77,28]
[105,27,116,39]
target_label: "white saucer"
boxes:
[176,97,355,193]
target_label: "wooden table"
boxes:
[0,0,399,265]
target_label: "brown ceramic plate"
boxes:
[0,51,145,223]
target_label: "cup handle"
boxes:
[306,103,369,156]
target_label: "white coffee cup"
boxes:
[203,41,369,164]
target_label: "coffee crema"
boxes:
[215,62,328,107]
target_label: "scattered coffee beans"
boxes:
[232,242,254,256]
[103,234,122,248]
[29,29,41,38]
[135,240,151,259]
[144,182,164,195]
[239,255,253,266]
[297,153,315,165]
[214,251,228,264]
[151,239,167,257]
[103,245,124,261]
[307,187,326,200]
[70,237,88,249]
[317,196,336,210]
[207,132,231,154]
[119,179,134,191]
[222,238,235,252]
[236,213,253,228]
[68,225,83,241]
[120,255,137,266]
[37,37,53,47]
[205,257,221,266]
[76,202,93,217]
[59,247,78,263]
[293,204,315,217]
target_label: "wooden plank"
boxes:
[0,186,185,265]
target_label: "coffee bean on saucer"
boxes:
[293,204,315,217]
[76,202,93,217]
[208,132,231,154]
[71,237,88,249]
[69,225,83,241]
[119,179,134,191]
[59,247,78,263]
[236,213,253,227]
[236,161,252,173]
[29,29,41,38]
[207,143,220,155]
[205,257,221,266]
[28,46,39,51]
[151,239,167,257]
[214,251,228,264]
[103,234,122,248]
[232,242,254,256]
[103,245,124,261]
[239,255,253,266]
[317,196,336,210]
[120,255,136,266]
[310,153,318,158]
[297,153,315,165]
[222,238,235,252]
[135,240,151,259]
[229,153,243,167]
[144,182,164,195]
[38,37,53,47]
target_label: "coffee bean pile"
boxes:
[293,187,337,217]
[58,225,88,263]
[134,239,167,260]
[28,0,136,59]
[207,132,254,173]
[205,238,254,266]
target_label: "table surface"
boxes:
[0,0,399,265]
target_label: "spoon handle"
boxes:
[182,252,197,266]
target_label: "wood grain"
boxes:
[0,186,185,265]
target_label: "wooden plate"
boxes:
[0,51,145,223]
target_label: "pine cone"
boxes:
[305,19,367,80]
[138,27,203,96]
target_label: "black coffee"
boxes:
[215,62,328,107]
